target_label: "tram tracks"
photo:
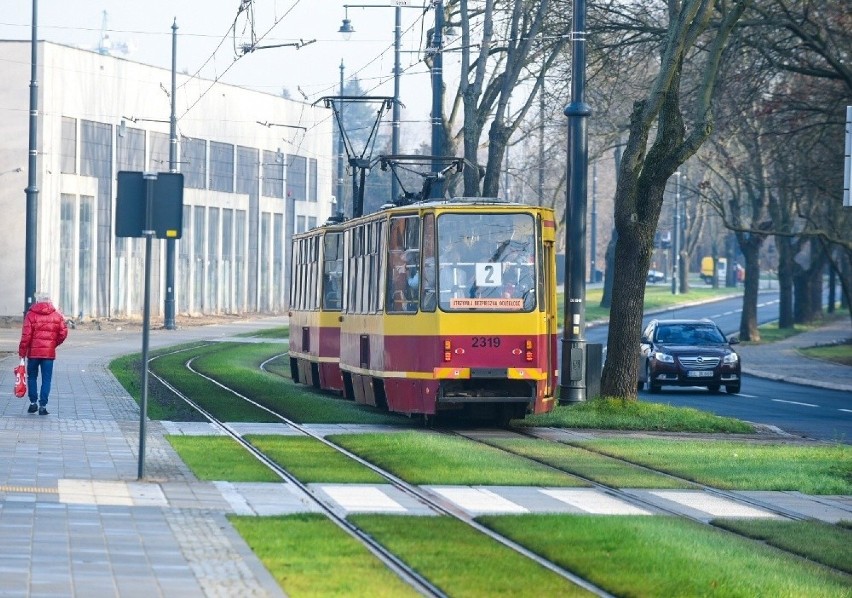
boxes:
[146,344,850,592]
[149,347,615,598]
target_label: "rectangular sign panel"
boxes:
[116,171,184,239]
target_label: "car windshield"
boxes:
[656,324,727,345]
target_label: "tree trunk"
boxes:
[775,236,794,328]
[738,243,761,341]
[600,231,652,397]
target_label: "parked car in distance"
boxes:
[647,269,666,283]
[638,318,741,394]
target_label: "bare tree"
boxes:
[600,0,751,398]
[440,0,571,197]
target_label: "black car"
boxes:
[638,318,741,394]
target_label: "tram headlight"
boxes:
[443,339,452,362]
[525,339,534,362]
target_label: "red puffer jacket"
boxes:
[19,301,68,359]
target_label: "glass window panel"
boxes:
[287,155,306,201]
[61,117,76,174]
[182,137,207,189]
[262,150,284,198]
[209,141,234,192]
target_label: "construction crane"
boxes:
[98,10,130,56]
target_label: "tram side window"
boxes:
[322,232,342,310]
[386,215,421,313]
[421,214,436,312]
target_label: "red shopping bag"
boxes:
[14,359,26,398]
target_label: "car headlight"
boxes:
[723,352,739,364]
[653,351,674,363]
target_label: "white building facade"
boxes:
[0,41,333,320]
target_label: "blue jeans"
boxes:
[26,358,55,407]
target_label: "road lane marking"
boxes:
[772,399,818,407]
[839,409,852,414]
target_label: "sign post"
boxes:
[116,171,183,480]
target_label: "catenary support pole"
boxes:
[560,0,590,403]
[429,0,444,199]
[24,0,39,314]
[164,18,178,329]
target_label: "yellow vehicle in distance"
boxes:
[700,256,727,285]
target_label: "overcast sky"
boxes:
[0,1,444,147]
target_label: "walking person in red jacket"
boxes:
[19,292,68,415]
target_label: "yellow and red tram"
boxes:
[289,198,558,422]
[288,216,345,393]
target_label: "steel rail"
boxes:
[168,349,615,598]
[147,349,446,598]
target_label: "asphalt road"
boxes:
[585,291,852,444]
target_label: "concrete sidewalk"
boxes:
[735,317,852,393]
[0,316,850,597]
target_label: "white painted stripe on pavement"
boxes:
[319,485,406,513]
[772,399,818,407]
[735,393,758,398]
[650,491,778,518]
[541,489,651,515]
[839,409,852,414]
[429,487,528,514]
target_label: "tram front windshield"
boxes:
[435,213,537,312]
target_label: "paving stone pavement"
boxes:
[0,314,850,597]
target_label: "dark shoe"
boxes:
[38,407,48,416]
[28,403,39,413]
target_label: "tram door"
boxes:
[543,241,556,396]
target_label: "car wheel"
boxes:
[646,363,660,393]
[707,384,720,393]
[726,383,741,394]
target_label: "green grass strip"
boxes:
[480,514,852,597]
[189,342,411,425]
[800,341,852,366]
[167,435,280,482]
[713,519,852,574]
[351,515,592,597]
[234,326,290,339]
[149,344,282,422]
[330,431,585,486]
[517,397,754,433]
[229,514,420,598]
[483,436,692,489]
[577,439,852,494]
[110,343,213,421]
[246,435,385,484]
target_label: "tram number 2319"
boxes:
[471,336,501,348]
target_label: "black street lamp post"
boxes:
[560,0,591,403]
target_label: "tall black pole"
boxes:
[560,0,590,403]
[164,18,178,329]
[590,162,597,283]
[429,0,444,199]
[671,171,680,294]
[24,0,39,314]
[392,7,401,203]
[337,60,345,215]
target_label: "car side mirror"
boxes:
[641,335,650,344]
[728,336,739,345]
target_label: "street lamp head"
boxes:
[339,18,355,40]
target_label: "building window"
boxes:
[209,141,234,192]
[308,158,318,202]
[287,155,306,201]
[149,132,170,171]
[182,137,207,189]
[61,117,77,174]
[116,125,145,171]
[237,146,258,195]
[262,150,284,198]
